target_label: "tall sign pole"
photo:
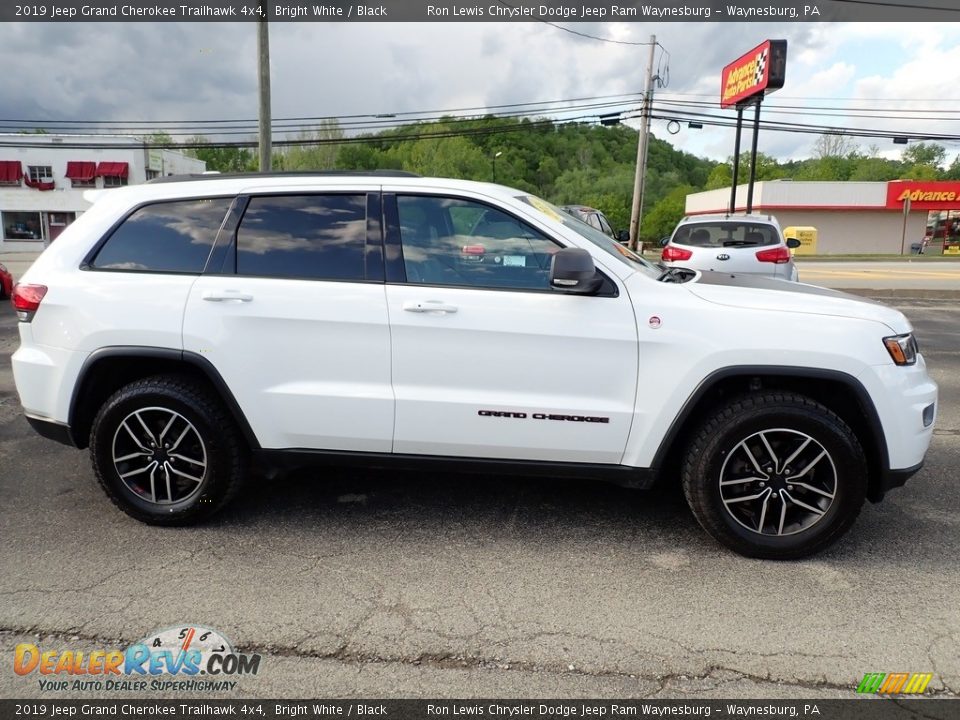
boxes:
[720,40,787,215]
[628,35,656,252]
[729,106,744,213]
[257,2,272,172]
[745,98,762,213]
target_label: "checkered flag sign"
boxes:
[754,49,768,85]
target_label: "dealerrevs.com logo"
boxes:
[14,625,261,693]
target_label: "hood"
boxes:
[685,271,911,333]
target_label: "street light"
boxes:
[492,151,502,183]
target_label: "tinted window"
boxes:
[237,194,366,281]
[92,198,230,272]
[397,196,560,291]
[674,222,779,248]
[515,195,660,279]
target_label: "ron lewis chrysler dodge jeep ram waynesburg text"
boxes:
[11,172,938,558]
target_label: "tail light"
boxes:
[662,246,693,262]
[755,247,791,264]
[11,284,47,322]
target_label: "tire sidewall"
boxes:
[686,400,866,558]
[91,384,233,523]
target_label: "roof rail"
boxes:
[146,169,420,184]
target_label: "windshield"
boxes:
[516,195,660,278]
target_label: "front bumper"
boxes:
[869,461,923,503]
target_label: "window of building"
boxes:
[103,175,128,187]
[90,198,232,273]
[397,195,561,290]
[146,169,160,180]
[236,194,368,281]
[2,211,43,241]
[27,166,53,183]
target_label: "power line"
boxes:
[0,93,643,128]
[0,98,643,136]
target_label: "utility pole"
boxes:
[628,34,656,253]
[257,3,272,172]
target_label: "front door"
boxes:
[383,192,638,464]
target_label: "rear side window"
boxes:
[92,198,231,272]
[236,194,366,281]
[674,222,779,248]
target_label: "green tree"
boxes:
[641,184,695,241]
[143,131,175,146]
[945,155,960,181]
[185,137,256,172]
[901,142,946,169]
[278,120,345,171]
[705,163,732,190]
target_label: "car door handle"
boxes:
[403,300,458,314]
[201,290,254,303]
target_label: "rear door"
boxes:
[383,190,639,464]
[183,188,394,452]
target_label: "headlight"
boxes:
[883,333,918,366]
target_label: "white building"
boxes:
[0,134,205,251]
[685,180,960,255]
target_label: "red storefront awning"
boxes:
[65,161,96,181]
[95,161,129,178]
[0,160,23,183]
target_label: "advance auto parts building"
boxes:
[684,180,960,255]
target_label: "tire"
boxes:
[89,375,247,525]
[681,392,866,560]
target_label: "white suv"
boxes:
[11,173,938,558]
[661,214,799,281]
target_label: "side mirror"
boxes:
[659,236,670,248]
[550,248,603,294]
[786,238,801,249]
[617,229,630,244]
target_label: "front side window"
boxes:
[397,195,561,291]
[236,194,367,281]
[516,195,660,279]
[91,198,231,272]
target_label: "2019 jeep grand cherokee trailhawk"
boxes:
[11,173,938,559]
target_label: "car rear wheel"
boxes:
[681,392,867,559]
[90,375,246,525]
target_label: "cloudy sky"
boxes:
[3,20,960,163]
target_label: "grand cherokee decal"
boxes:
[478,410,609,423]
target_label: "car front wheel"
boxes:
[89,375,246,525]
[682,392,867,559]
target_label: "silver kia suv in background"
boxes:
[661,214,800,281]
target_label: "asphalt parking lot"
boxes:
[0,294,958,700]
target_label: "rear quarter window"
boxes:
[235,194,367,281]
[91,198,231,273]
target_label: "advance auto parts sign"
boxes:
[721,40,787,109]
[886,180,960,210]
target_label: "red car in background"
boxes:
[0,263,13,300]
